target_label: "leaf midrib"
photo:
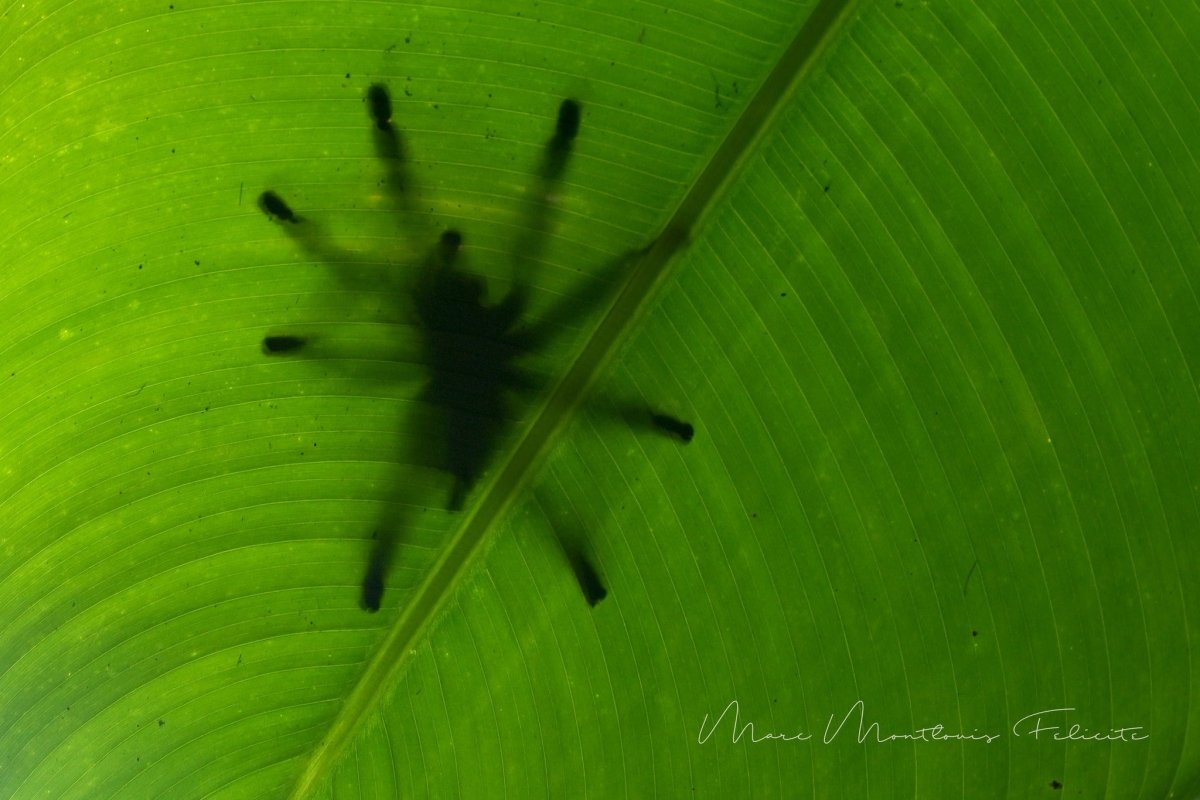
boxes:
[287,1,859,795]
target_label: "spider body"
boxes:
[411,230,538,511]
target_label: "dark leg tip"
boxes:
[584,583,608,607]
[262,335,307,355]
[437,229,463,266]
[568,552,607,606]
[361,565,384,612]
[367,83,394,131]
[259,190,299,223]
[556,99,581,142]
[650,412,695,444]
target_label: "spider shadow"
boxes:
[259,87,640,611]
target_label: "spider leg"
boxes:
[541,98,580,182]
[258,189,395,295]
[360,531,392,612]
[587,395,696,445]
[567,547,608,606]
[509,246,642,352]
[508,98,582,291]
[534,486,608,606]
[366,83,415,213]
[259,190,400,359]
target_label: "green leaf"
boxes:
[2,1,1196,798]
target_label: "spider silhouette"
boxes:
[258,84,690,611]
